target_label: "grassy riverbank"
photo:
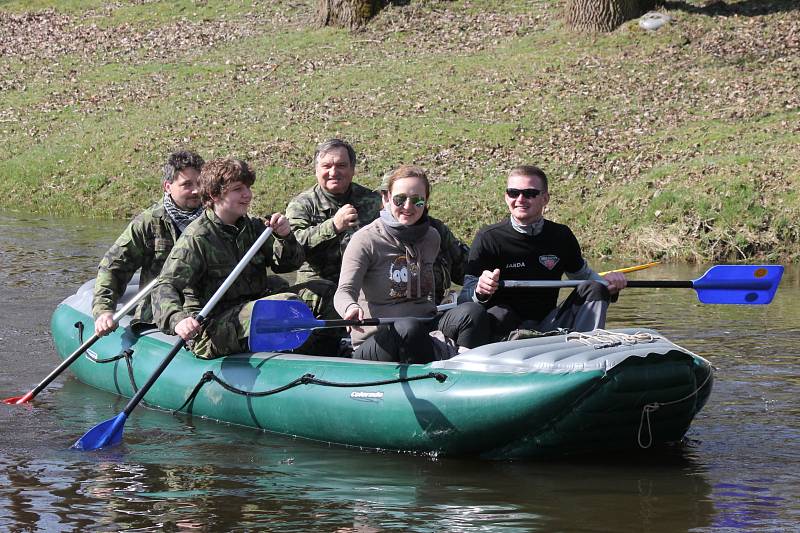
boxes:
[1,0,798,261]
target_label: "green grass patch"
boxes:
[1,0,798,261]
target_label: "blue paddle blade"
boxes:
[72,412,127,451]
[693,265,784,305]
[248,300,320,352]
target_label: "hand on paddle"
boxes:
[475,269,501,300]
[266,213,291,238]
[94,311,117,336]
[343,303,365,333]
[602,271,627,294]
[175,316,202,341]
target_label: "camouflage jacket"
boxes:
[430,216,470,304]
[92,200,178,325]
[152,209,304,333]
[286,183,382,284]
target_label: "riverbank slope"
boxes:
[1,0,797,261]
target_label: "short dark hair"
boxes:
[314,139,356,168]
[509,165,548,192]
[162,150,204,184]
[199,158,256,206]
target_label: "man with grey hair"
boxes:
[92,150,205,336]
[286,139,383,284]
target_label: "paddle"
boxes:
[433,262,662,313]
[3,279,159,406]
[249,299,430,352]
[500,265,784,305]
[598,261,660,276]
[72,227,275,451]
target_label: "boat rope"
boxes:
[74,321,139,392]
[566,329,659,349]
[637,366,715,449]
[172,371,448,414]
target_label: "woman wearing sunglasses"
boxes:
[334,165,490,363]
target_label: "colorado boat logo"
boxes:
[351,391,384,402]
[539,255,560,270]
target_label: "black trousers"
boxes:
[352,302,490,364]
[487,280,611,340]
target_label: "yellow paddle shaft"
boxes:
[599,261,660,276]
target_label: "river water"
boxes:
[1,211,798,532]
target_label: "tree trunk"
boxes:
[564,0,649,32]
[316,0,386,30]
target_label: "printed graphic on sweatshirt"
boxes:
[539,254,560,270]
[388,255,433,299]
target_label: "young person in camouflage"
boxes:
[285,139,383,284]
[92,150,205,337]
[378,174,469,305]
[151,158,337,359]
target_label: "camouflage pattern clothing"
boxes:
[286,183,382,284]
[92,200,178,327]
[152,209,337,358]
[429,216,470,305]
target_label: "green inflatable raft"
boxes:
[51,280,713,459]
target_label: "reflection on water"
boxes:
[2,382,718,531]
[1,212,799,531]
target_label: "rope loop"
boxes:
[636,366,715,449]
[172,370,447,415]
[637,403,660,448]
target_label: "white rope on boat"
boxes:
[565,329,660,349]
[637,364,715,449]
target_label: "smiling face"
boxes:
[505,173,549,225]
[164,167,201,210]
[385,176,427,226]
[315,146,355,195]
[212,180,252,225]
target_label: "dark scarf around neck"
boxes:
[163,192,204,233]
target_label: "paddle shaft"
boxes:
[314,316,429,329]
[497,265,784,305]
[598,262,660,276]
[117,227,274,418]
[5,278,159,405]
[500,280,688,288]
[501,279,772,290]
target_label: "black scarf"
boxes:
[163,193,204,233]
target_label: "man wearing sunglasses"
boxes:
[458,165,626,339]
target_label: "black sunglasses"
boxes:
[506,188,541,199]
